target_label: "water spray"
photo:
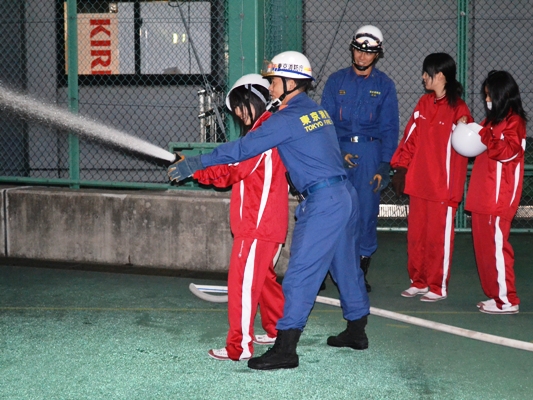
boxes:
[0,86,177,163]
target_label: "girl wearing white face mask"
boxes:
[465,70,528,314]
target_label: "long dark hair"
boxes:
[482,70,528,126]
[228,85,270,136]
[422,53,463,108]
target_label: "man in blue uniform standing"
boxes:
[321,25,399,292]
[168,51,370,370]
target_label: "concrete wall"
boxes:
[0,188,5,257]
[0,186,294,275]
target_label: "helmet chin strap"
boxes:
[277,78,306,103]
[353,62,373,72]
[276,79,288,103]
[266,98,281,112]
[351,52,379,72]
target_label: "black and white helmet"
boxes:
[351,25,383,53]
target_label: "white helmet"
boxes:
[225,73,270,111]
[261,51,314,81]
[351,25,383,53]
[451,122,487,157]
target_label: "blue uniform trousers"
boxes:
[341,140,382,257]
[276,181,370,330]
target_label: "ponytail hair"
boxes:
[482,70,528,125]
[422,53,463,108]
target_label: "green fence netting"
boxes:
[0,0,532,231]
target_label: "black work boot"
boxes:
[248,329,301,370]
[327,316,369,350]
[360,256,372,292]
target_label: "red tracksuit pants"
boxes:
[471,213,520,308]
[407,196,457,296]
[226,237,284,360]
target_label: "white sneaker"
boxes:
[253,334,276,345]
[420,291,447,302]
[207,347,251,361]
[479,302,519,315]
[477,299,496,309]
[208,347,231,361]
[401,286,429,298]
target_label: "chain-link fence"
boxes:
[0,0,532,231]
[301,0,533,231]
[1,0,228,187]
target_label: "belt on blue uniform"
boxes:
[301,175,347,199]
[339,135,380,143]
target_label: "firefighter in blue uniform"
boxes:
[168,51,370,370]
[321,25,399,292]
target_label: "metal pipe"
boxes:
[66,0,80,188]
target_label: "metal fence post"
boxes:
[456,0,469,229]
[267,0,303,58]
[227,0,265,141]
[457,0,469,101]
[66,0,80,189]
[286,0,303,53]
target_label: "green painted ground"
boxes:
[1,232,532,399]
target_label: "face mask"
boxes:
[486,101,492,110]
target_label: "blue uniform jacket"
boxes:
[321,66,399,163]
[201,92,345,193]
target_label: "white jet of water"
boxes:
[0,85,177,163]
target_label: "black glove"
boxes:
[391,167,407,197]
[167,153,204,183]
[341,150,358,168]
[370,162,391,193]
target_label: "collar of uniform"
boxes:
[284,91,306,106]
[350,66,376,80]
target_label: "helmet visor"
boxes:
[351,33,382,53]
[261,59,276,78]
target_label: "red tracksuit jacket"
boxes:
[391,93,473,206]
[193,112,288,243]
[465,113,527,221]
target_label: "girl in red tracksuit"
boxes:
[192,75,288,361]
[465,71,528,315]
[391,53,472,302]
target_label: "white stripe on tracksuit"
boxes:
[492,153,520,310]
[239,239,257,359]
[493,217,512,308]
[440,207,453,297]
[439,131,454,296]
[238,149,274,360]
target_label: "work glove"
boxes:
[341,150,358,168]
[391,167,407,198]
[370,162,391,193]
[167,153,204,183]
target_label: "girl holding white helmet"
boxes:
[465,70,528,314]
[191,74,289,361]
